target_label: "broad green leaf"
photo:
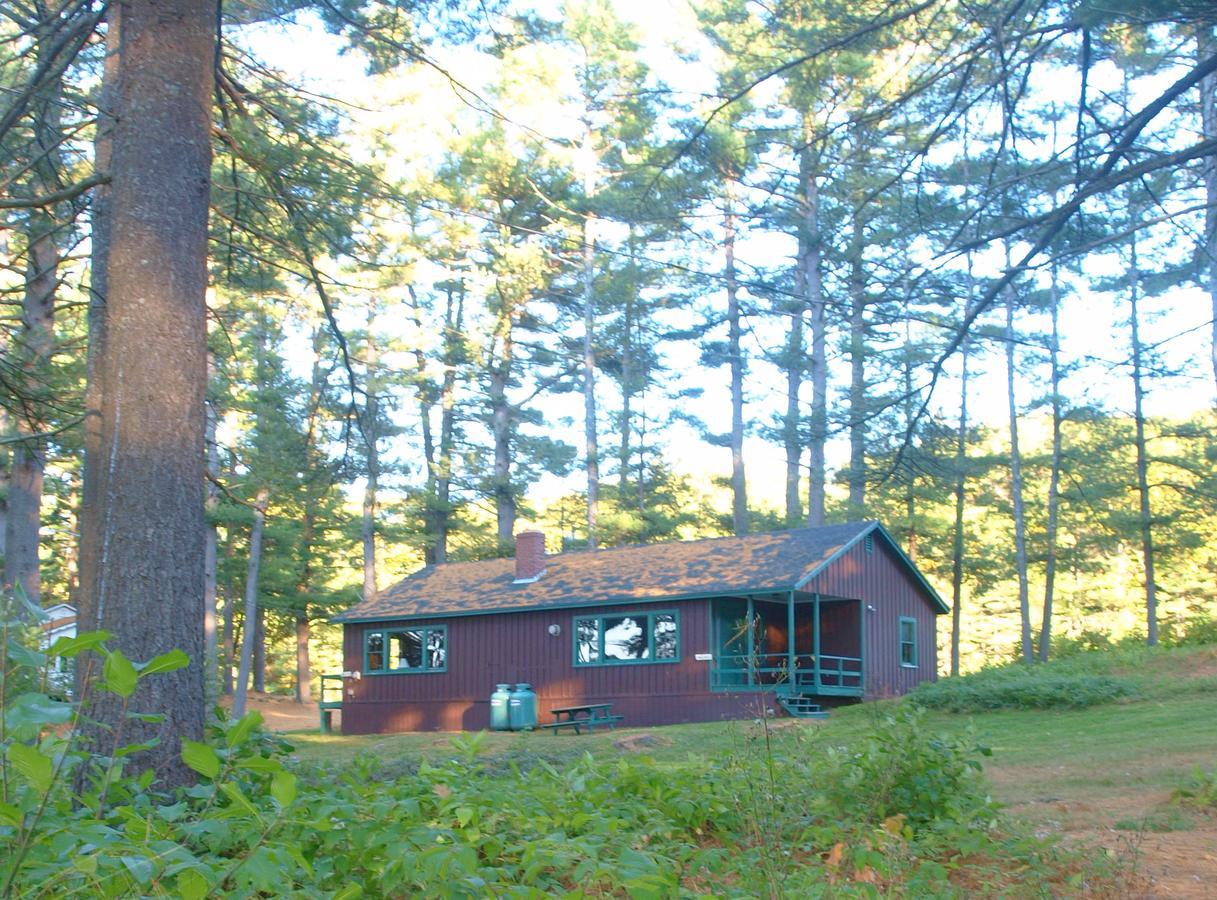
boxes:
[12,584,47,621]
[120,855,154,886]
[137,648,189,676]
[72,855,98,875]
[48,630,111,659]
[157,801,188,822]
[0,802,22,827]
[176,868,209,900]
[103,650,138,698]
[116,738,161,758]
[180,740,220,779]
[5,642,46,669]
[333,884,364,900]
[7,742,53,793]
[271,770,297,807]
[220,781,259,817]
[236,756,282,773]
[4,692,73,740]
[225,710,263,748]
[126,711,165,723]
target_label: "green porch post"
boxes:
[813,592,821,691]
[746,594,755,687]
[787,590,796,690]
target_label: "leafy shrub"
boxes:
[908,668,1137,712]
[1164,612,1217,648]
[1172,767,1217,810]
[1,611,1098,896]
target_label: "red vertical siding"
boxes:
[339,534,943,734]
[341,597,773,734]
[800,539,940,698]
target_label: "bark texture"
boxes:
[77,0,215,787]
[233,488,268,719]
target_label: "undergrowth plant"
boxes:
[1,591,1110,897]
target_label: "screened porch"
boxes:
[709,592,864,696]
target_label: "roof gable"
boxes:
[340,521,948,622]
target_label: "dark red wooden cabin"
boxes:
[333,521,947,734]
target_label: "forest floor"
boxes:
[287,644,1217,897]
[220,691,320,732]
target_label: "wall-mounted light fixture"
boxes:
[547,624,561,636]
[866,604,876,613]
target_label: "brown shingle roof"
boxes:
[340,521,944,622]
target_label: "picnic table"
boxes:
[539,702,624,734]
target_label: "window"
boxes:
[365,626,447,674]
[574,611,679,666]
[898,617,917,667]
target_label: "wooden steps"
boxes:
[776,693,829,719]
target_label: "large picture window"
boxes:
[898,617,917,667]
[574,611,679,666]
[365,626,447,674]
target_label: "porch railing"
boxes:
[319,674,344,734]
[710,653,863,694]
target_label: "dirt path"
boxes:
[220,692,320,732]
[988,767,1217,897]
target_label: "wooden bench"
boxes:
[541,703,624,734]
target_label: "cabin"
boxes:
[332,521,947,734]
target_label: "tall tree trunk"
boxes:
[1199,25,1217,402]
[846,244,867,517]
[77,5,120,626]
[901,300,917,561]
[618,233,640,504]
[233,488,268,718]
[1129,222,1158,646]
[845,164,867,517]
[363,304,380,594]
[203,364,219,708]
[784,271,804,526]
[800,130,827,528]
[619,284,635,501]
[222,528,236,695]
[77,0,215,788]
[5,13,65,605]
[725,195,747,535]
[253,606,266,694]
[949,331,971,677]
[582,208,600,548]
[1038,265,1064,662]
[434,285,463,564]
[1005,277,1032,664]
[490,303,516,550]
[6,202,57,601]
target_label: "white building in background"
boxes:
[41,603,77,693]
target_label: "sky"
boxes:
[243,3,1215,516]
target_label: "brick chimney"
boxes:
[513,530,546,582]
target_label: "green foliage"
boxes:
[909,666,1138,712]
[1172,767,1217,810]
[0,630,1098,896]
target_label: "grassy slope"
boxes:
[292,645,1217,801]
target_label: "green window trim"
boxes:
[573,609,680,667]
[898,616,917,668]
[364,625,448,674]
